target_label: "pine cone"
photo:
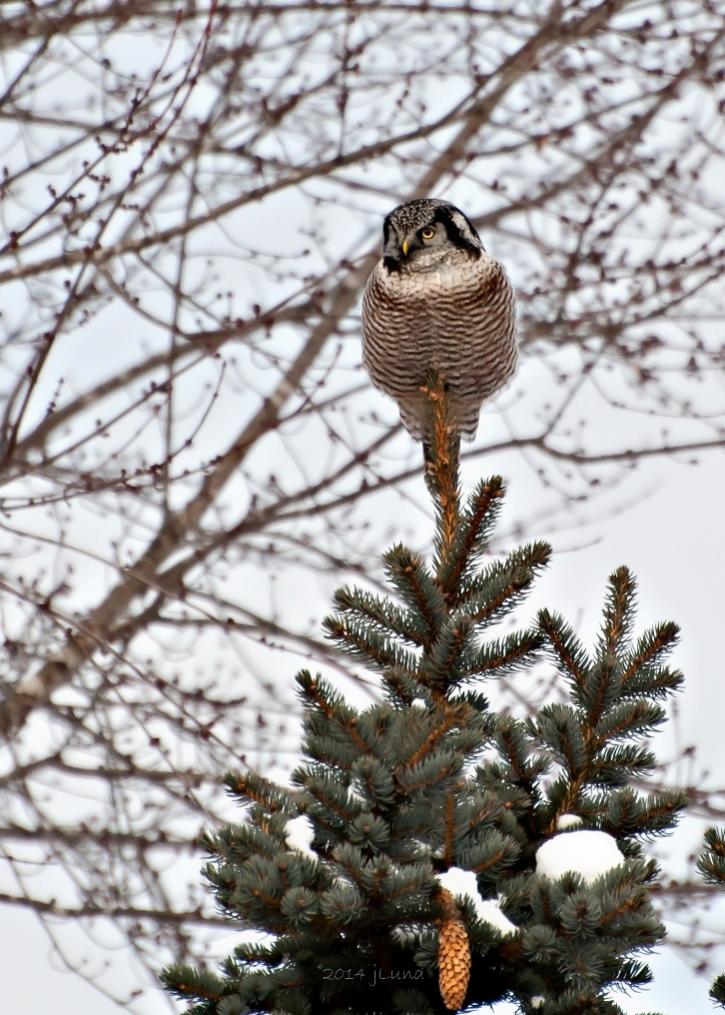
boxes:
[437,889,471,1011]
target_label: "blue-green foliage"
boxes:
[163,473,686,1015]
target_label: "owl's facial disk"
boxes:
[381,203,482,272]
[383,220,446,269]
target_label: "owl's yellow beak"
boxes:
[401,239,409,257]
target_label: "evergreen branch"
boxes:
[331,842,388,894]
[597,866,661,932]
[456,541,551,623]
[388,805,440,848]
[200,821,284,866]
[460,628,543,679]
[590,744,657,783]
[448,688,491,715]
[536,704,588,779]
[348,812,393,854]
[621,621,680,685]
[295,766,364,824]
[578,657,623,726]
[592,701,666,744]
[223,770,297,813]
[539,571,684,839]
[538,608,591,689]
[380,862,435,909]
[295,671,370,754]
[457,828,520,878]
[323,614,420,677]
[603,788,686,838]
[383,546,445,642]
[280,886,320,926]
[351,755,397,806]
[233,940,284,963]
[457,785,505,834]
[479,760,540,821]
[437,476,505,597]
[597,566,637,661]
[319,883,366,924]
[381,664,434,706]
[583,570,648,727]
[303,726,364,770]
[614,664,684,701]
[495,716,545,806]
[161,966,226,1004]
[395,750,464,793]
[420,614,473,688]
[394,703,469,775]
[696,826,725,885]
[711,975,725,1007]
[611,959,658,990]
[442,788,457,866]
[332,584,427,646]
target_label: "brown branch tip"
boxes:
[422,375,461,557]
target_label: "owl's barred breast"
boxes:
[362,250,517,440]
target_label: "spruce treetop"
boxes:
[164,381,686,1015]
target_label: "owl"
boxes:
[361,198,517,447]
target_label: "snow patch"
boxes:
[474,897,518,936]
[347,783,367,804]
[284,815,316,860]
[556,812,583,830]
[437,867,516,936]
[536,829,624,884]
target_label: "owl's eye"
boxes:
[420,226,436,240]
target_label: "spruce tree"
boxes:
[163,381,688,1014]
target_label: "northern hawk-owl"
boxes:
[362,198,517,445]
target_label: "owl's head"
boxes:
[381,198,482,270]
